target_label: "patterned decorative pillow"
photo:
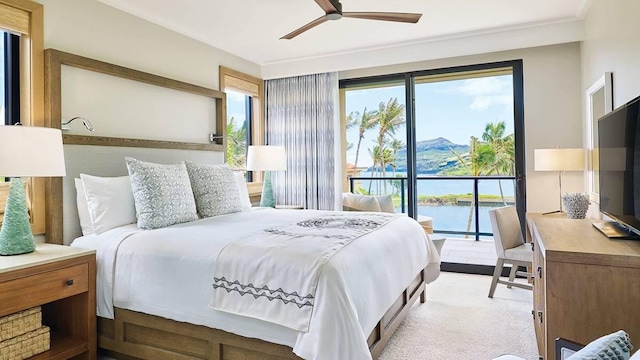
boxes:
[125,157,198,229]
[567,330,633,360]
[185,161,242,217]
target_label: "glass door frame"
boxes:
[340,60,526,273]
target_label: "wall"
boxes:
[582,0,640,108]
[340,43,584,213]
[581,0,640,218]
[34,0,261,241]
[37,0,260,142]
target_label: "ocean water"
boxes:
[414,204,496,235]
[353,172,516,235]
[354,171,516,197]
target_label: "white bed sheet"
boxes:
[71,208,440,360]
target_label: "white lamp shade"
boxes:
[0,126,66,177]
[534,148,584,172]
[246,145,286,171]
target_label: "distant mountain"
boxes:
[367,137,469,174]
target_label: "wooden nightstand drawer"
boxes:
[0,263,88,316]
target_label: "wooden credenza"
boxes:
[527,214,640,360]
[0,243,96,359]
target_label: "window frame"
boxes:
[0,0,44,234]
[4,31,20,125]
[219,66,264,200]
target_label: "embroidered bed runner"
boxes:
[210,212,396,332]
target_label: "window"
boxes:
[225,89,252,177]
[219,66,263,187]
[0,0,44,234]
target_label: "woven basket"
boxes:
[0,307,42,342]
[0,326,50,360]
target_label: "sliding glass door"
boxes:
[341,61,525,272]
[344,79,408,210]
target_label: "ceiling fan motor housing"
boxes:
[327,0,343,20]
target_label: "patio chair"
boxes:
[487,206,532,298]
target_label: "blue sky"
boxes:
[226,90,247,128]
[345,75,515,167]
[226,75,515,169]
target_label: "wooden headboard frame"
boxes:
[43,49,227,244]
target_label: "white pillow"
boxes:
[80,174,137,234]
[234,172,252,211]
[375,195,396,213]
[74,178,94,236]
[343,193,381,212]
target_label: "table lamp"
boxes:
[0,126,66,255]
[534,148,584,215]
[246,145,286,207]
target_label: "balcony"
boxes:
[349,175,517,266]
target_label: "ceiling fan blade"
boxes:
[343,12,422,23]
[314,0,338,13]
[280,16,328,40]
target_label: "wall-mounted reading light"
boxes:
[61,117,94,132]
[209,133,224,143]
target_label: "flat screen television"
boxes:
[595,94,640,238]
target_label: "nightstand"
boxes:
[275,205,304,210]
[0,243,96,360]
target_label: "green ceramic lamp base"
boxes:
[0,178,35,256]
[260,171,276,208]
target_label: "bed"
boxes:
[43,49,441,360]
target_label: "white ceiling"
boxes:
[98,0,591,78]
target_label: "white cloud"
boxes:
[470,95,512,111]
[449,76,513,112]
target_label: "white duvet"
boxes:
[71,208,440,360]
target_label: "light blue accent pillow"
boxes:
[185,161,241,217]
[125,157,198,229]
[567,330,633,360]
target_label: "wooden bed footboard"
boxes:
[98,269,427,360]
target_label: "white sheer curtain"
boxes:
[264,72,338,210]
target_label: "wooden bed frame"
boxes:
[97,269,427,360]
[43,49,431,360]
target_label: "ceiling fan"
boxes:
[281,0,422,40]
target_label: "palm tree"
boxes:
[482,121,515,205]
[379,146,396,194]
[375,98,405,155]
[370,98,405,193]
[451,136,495,237]
[225,117,247,169]
[347,108,377,168]
[388,139,404,192]
[367,146,381,194]
[367,145,397,194]
[389,139,404,175]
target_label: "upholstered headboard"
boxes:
[43,49,227,245]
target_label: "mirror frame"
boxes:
[584,72,613,208]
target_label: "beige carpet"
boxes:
[100,272,538,360]
[379,271,539,360]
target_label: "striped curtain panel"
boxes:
[264,72,338,210]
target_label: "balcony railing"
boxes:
[348,175,516,241]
